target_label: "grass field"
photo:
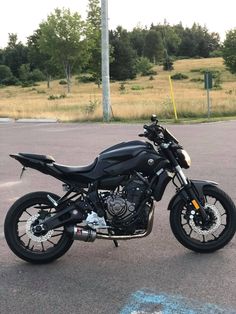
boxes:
[1,57,236,121]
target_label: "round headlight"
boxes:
[178,149,191,168]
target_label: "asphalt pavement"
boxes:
[0,121,236,314]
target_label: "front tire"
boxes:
[170,186,236,253]
[4,191,74,264]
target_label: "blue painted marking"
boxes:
[120,290,236,314]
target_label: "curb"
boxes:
[0,118,58,123]
[0,118,15,123]
[16,118,58,123]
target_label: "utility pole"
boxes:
[101,0,110,122]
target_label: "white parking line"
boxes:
[0,181,21,189]
[131,312,162,314]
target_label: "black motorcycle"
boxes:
[4,115,236,263]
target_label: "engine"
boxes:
[103,176,151,234]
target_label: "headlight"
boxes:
[177,149,191,169]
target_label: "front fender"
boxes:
[167,179,218,211]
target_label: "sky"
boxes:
[0,0,236,48]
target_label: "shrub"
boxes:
[119,82,126,93]
[21,81,39,88]
[225,89,234,95]
[1,76,20,86]
[190,68,202,73]
[136,57,154,76]
[213,73,222,90]
[162,57,174,71]
[131,85,144,91]
[19,65,45,85]
[0,65,19,85]
[0,65,13,82]
[171,73,189,80]
[48,95,57,100]
[82,98,99,115]
[78,75,95,83]
[37,89,46,94]
[145,69,157,76]
[29,69,46,82]
[59,80,67,85]
[190,78,204,83]
[209,50,223,58]
[48,94,66,100]
[19,64,31,82]
[200,69,220,78]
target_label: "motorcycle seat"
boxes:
[18,153,55,164]
[54,158,98,174]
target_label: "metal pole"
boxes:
[101,0,110,122]
[207,88,210,119]
[168,75,178,121]
[206,72,211,119]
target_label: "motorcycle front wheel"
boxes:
[170,186,236,253]
[4,191,74,264]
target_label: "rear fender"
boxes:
[167,179,218,211]
[10,153,56,176]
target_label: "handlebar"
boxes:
[139,115,180,147]
[138,122,164,144]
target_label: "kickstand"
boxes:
[113,240,119,248]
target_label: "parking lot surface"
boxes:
[0,121,236,314]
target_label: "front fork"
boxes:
[175,165,209,222]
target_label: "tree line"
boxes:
[0,0,227,90]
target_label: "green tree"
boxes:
[129,26,147,57]
[39,8,88,92]
[86,0,102,87]
[162,51,174,71]
[0,49,4,64]
[222,29,236,74]
[110,27,137,81]
[152,23,181,56]
[144,30,164,64]
[27,29,62,88]
[177,24,220,58]
[3,33,28,77]
[136,57,153,76]
[18,64,31,82]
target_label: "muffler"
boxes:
[67,226,97,242]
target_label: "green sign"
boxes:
[204,72,213,89]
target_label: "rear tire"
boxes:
[4,191,74,264]
[170,186,236,253]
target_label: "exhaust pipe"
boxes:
[66,205,154,242]
[67,226,97,242]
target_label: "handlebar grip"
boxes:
[138,134,145,137]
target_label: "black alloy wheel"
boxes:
[170,186,236,253]
[4,191,74,263]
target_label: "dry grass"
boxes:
[1,57,236,121]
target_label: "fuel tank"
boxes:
[54,140,167,185]
[90,140,166,179]
[97,141,160,175]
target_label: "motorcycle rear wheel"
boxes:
[170,186,236,253]
[4,191,74,264]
